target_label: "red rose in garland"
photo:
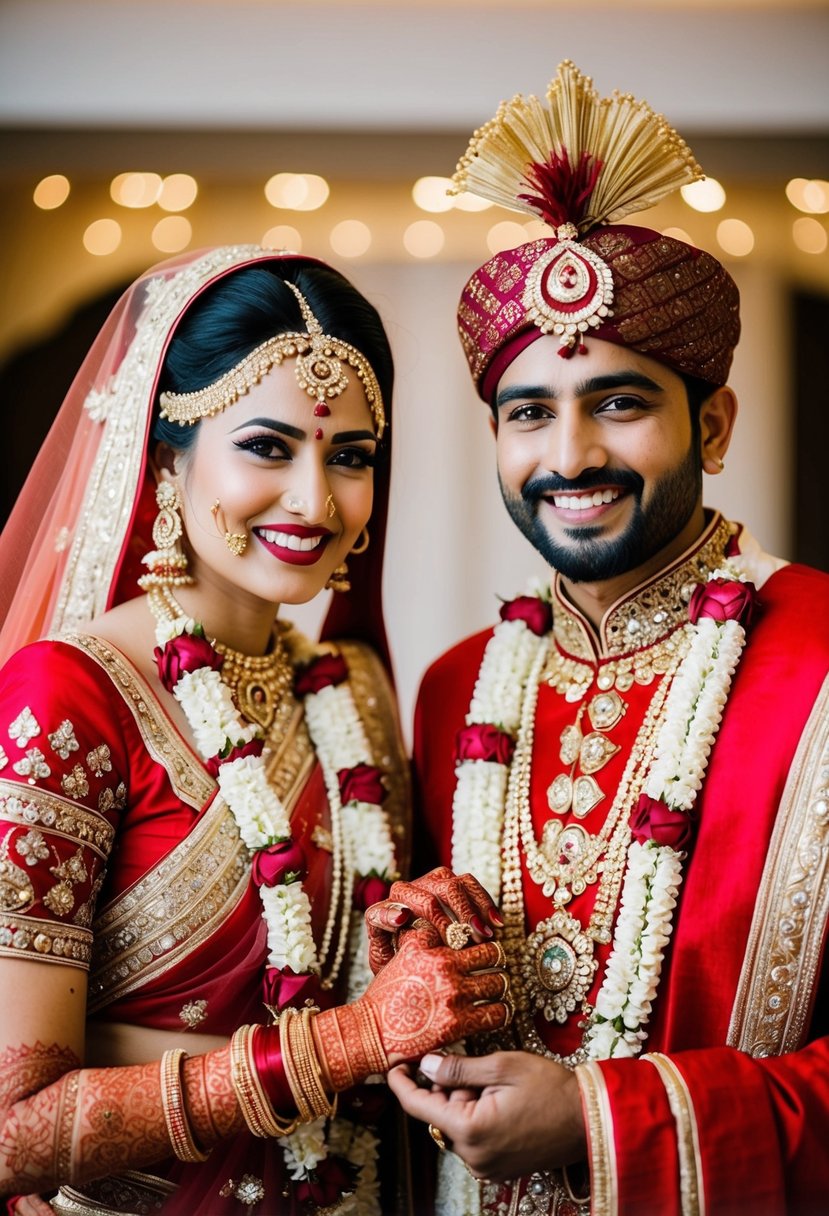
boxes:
[688,578,757,627]
[154,632,223,693]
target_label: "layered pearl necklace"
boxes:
[148,588,395,1214]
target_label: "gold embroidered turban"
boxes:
[454,61,741,402]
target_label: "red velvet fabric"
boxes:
[413,561,829,1213]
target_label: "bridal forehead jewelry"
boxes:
[159,281,385,440]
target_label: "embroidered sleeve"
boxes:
[0,642,126,969]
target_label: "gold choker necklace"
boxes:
[213,631,293,732]
[145,584,293,731]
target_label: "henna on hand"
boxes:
[0,1041,243,1199]
[365,867,502,973]
[314,932,509,1088]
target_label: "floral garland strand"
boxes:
[451,572,756,1059]
[451,594,552,899]
[154,619,395,1213]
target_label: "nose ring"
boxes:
[325,493,336,518]
[285,494,305,513]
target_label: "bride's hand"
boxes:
[312,924,511,1087]
[364,866,503,973]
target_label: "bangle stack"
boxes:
[230,1025,300,1138]
[350,1002,388,1078]
[280,1008,337,1123]
[160,1049,211,1163]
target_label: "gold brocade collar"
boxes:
[552,512,735,662]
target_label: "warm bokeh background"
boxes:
[1,0,827,738]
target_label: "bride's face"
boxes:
[166,358,377,610]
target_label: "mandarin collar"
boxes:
[551,512,735,662]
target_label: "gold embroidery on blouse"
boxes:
[553,514,732,662]
[87,687,312,1011]
[86,745,112,778]
[12,748,50,781]
[728,674,829,1057]
[0,830,36,913]
[59,634,214,811]
[339,641,411,877]
[0,781,116,856]
[49,721,80,760]
[61,765,90,801]
[8,707,42,749]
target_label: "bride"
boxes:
[0,246,509,1215]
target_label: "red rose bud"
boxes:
[296,1155,354,1206]
[455,723,515,765]
[353,874,392,911]
[251,839,307,887]
[294,653,348,697]
[154,633,223,693]
[205,737,264,778]
[499,594,553,637]
[263,966,322,1012]
[630,793,693,851]
[338,763,387,806]
[687,578,757,628]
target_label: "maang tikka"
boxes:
[158,281,386,440]
[138,482,194,591]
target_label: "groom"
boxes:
[390,62,829,1216]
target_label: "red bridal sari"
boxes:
[0,247,410,1215]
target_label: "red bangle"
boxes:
[253,1025,295,1114]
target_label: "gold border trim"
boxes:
[644,1053,704,1216]
[0,911,92,966]
[0,778,115,858]
[59,634,214,811]
[575,1061,617,1216]
[727,673,829,1056]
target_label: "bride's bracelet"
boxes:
[280,1008,337,1122]
[230,1025,299,1138]
[160,1049,211,1162]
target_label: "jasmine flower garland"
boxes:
[152,612,394,1212]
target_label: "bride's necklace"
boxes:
[213,633,292,731]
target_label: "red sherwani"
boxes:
[413,515,829,1215]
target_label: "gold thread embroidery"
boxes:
[728,673,829,1056]
[59,635,213,811]
[0,780,117,856]
[574,1061,617,1216]
[644,1053,704,1216]
[553,515,731,662]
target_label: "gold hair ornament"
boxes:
[452,60,703,352]
[159,281,385,439]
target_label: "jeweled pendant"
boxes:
[546,773,573,814]
[522,910,597,1023]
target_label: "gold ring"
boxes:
[497,971,511,1001]
[428,1123,448,1152]
[446,921,474,950]
[492,941,506,968]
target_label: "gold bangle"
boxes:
[160,1049,211,1162]
[352,1002,388,1077]
[229,1025,299,1138]
[281,1010,337,1122]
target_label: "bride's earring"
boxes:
[211,500,248,557]
[138,482,194,590]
